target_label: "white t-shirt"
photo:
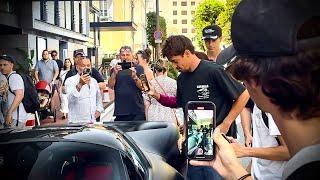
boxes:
[7,72,28,123]
[251,105,287,180]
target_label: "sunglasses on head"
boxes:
[120,46,132,52]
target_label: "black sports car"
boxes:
[0,121,185,180]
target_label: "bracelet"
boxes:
[238,173,251,180]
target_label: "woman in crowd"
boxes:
[146,59,178,124]
[136,48,154,81]
[59,58,72,119]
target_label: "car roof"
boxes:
[0,124,127,151]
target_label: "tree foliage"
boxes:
[167,62,178,80]
[146,12,167,48]
[216,0,241,45]
[192,0,225,50]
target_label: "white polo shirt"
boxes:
[251,105,287,180]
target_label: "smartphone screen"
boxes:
[185,101,216,160]
[139,74,150,92]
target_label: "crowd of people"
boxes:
[0,0,318,179]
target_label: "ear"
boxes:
[184,49,191,56]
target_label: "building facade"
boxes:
[93,0,147,59]
[0,0,100,68]
[159,0,202,43]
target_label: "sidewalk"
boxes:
[40,89,114,126]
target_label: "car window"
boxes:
[0,141,126,180]
[122,154,144,180]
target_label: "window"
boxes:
[191,1,196,6]
[192,28,195,33]
[181,1,187,6]
[0,142,125,180]
[182,28,188,33]
[191,11,195,15]
[181,10,187,15]
[173,19,177,24]
[182,19,187,24]
[191,18,195,23]
[173,10,177,15]
[173,1,177,6]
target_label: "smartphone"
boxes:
[185,101,216,160]
[83,68,91,75]
[139,74,150,92]
[118,62,132,70]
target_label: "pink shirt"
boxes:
[159,94,177,108]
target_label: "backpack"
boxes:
[7,72,40,113]
[261,110,281,145]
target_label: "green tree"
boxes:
[192,0,225,50]
[146,12,167,48]
[167,62,178,80]
[216,0,241,45]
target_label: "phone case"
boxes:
[185,101,216,160]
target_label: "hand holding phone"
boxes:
[185,101,216,160]
[139,74,150,92]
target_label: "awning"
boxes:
[90,21,137,31]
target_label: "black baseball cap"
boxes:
[231,0,320,57]
[0,54,14,63]
[73,49,85,57]
[202,25,222,40]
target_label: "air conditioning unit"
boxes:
[100,16,113,22]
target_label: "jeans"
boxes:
[187,165,223,180]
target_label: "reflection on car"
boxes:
[0,122,184,180]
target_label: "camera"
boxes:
[83,68,91,75]
[118,62,132,70]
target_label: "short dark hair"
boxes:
[231,49,320,120]
[51,50,58,55]
[42,49,49,54]
[161,35,195,60]
[195,51,209,60]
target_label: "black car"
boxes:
[0,121,185,180]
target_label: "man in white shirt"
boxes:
[65,57,104,124]
[0,55,28,129]
[232,105,289,179]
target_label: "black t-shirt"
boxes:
[55,59,64,80]
[62,67,104,85]
[114,65,145,116]
[177,60,245,138]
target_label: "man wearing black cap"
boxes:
[63,49,105,88]
[189,0,320,179]
[202,24,223,61]
[0,55,28,129]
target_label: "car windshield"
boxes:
[0,141,126,180]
